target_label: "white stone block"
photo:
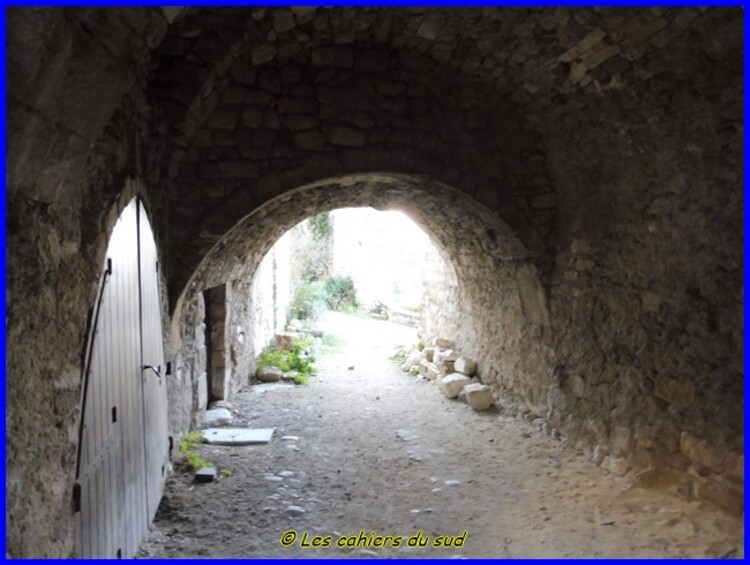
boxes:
[426,363,440,381]
[454,356,477,376]
[435,349,458,363]
[257,366,282,382]
[440,373,472,399]
[203,407,233,426]
[436,360,454,376]
[404,352,421,369]
[464,383,493,411]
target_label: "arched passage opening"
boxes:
[167,172,554,438]
[245,206,442,369]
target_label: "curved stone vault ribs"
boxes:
[6,6,743,558]
[184,174,533,298]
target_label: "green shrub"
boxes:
[324,276,358,311]
[256,348,289,371]
[291,281,328,321]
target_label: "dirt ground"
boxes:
[138,312,743,559]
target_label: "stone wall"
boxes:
[420,247,461,345]
[169,223,301,424]
[169,290,208,434]
[249,229,296,357]
[230,227,297,391]
[542,88,743,510]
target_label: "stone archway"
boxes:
[168,172,555,436]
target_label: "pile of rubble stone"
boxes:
[401,338,494,411]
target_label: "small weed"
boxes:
[221,469,233,477]
[256,338,316,377]
[179,431,214,472]
[293,374,309,385]
[409,368,419,377]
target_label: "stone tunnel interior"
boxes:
[6,6,743,558]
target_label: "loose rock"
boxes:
[203,407,233,426]
[601,455,630,476]
[195,467,217,483]
[281,371,298,382]
[440,373,472,399]
[454,357,477,376]
[257,366,283,383]
[285,505,306,516]
[464,383,493,411]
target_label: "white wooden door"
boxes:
[74,197,169,558]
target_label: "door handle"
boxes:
[143,365,162,378]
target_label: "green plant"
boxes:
[298,214,333,283]
[179,431,214,472]
[256,338,317,378]
[293,374,308,385]
[308,212,331,239]
[291,281,328,321]
[324,276,359,311]
[390,346,408,364]
[257,348,288,370]
[221,469,233,477]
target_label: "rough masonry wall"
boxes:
[169,291,208,435]
[415,9,744,512]
[420,247,462,346]
[248,229,296,363]
[168,224,300,425]
[542,46,743,506]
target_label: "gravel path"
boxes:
[138,312,743,558]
